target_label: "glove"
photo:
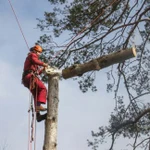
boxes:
[43,63,48,67]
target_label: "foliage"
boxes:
[37,0,150,149]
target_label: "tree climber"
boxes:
[22,45,48,122]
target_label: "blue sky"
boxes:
[0,0,145,150]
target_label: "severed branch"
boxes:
[62,47,136,79]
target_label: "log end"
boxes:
[132,46,137,57]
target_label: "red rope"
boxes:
[7,0,30,50]
[28,94,31,150]
[28,78,34,150]
[34,82,38,150]
[29,77,38,150]
[31,97,34,143]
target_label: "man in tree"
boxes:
[22,45,48,122]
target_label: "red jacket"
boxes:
[23,52,45,74]
[23,52,47,104]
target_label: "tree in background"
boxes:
[0,140,9,150]
[37,0,150,149]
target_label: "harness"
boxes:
[22,70,38,90]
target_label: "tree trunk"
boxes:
[43,75,59,150]
[62,47,136,79]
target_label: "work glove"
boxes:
[43,63,48,67]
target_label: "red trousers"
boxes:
[23,74,47,105]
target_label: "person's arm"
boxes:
[31,53,45,66]
[38,67,46,75]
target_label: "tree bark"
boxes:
[43,75,59,150]
[62,47,136,79]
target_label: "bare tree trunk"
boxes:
[43,75,59,150]
[62,47,136,79]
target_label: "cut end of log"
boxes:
[132,46,137,57]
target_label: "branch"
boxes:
[109,133,116,150]
[66,18,148,54]
[112,108,150,133]
[134,137,150,150]
[62,47,136,79]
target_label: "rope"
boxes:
[28,77,35,150]
[29,76,39,150]
[28,92,32,150]
[30,96,35,143]
[34,82,38,150]
[34,113,37,150]
[7,0,30,50]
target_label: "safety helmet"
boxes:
[33,45,43,53]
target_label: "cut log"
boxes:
[62,47,136,79]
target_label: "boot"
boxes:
[36,112,47,122]
[36,105,47,112]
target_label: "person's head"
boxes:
[30,45,43,56]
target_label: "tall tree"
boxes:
[37,0,150,149]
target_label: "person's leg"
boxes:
[23,75,47,122]
[37,81,47,104]
[33,77,47,111]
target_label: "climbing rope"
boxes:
[7,1,36,150]
[7,0,30,50]
[28,76,39,150]
[34,83,39,150]
[28,95,34,150]
[28,94,32,150]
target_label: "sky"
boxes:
[0,1,146,150]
